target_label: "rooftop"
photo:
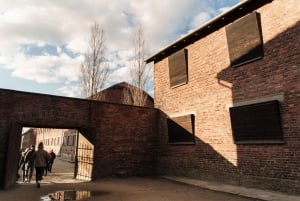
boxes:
[145,0,272,63]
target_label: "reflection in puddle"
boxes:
[40,190,107,201]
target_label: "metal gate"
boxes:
[75,132,94,180]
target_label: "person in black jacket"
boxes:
[48,149,56,172]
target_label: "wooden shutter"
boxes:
[168,49,188,87]
[229,100,283,144]
[226,12,263,67]
[167,114,195,144]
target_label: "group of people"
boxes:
[18,142,56,188]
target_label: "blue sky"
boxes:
[0,0,239,98]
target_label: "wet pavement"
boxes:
[0,177,262,201]
[0,158,299,201]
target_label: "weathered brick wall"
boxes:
[154,0,300,193]
[0,89,158,188]
[90,102,158,178]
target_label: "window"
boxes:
[167,114,195,144]
[229,100,283,144]
[168,49,188,87]
[226,12,263,67]
[72,135,77,146]
[67,136,71,146]
[63,136,68,146]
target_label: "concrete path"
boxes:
[162,176,300,201]
[0,177,262,201]
[0,158,299,201]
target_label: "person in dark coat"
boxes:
[33,142,50,188]
[48,149,56,172]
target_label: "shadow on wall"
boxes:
[216,21,300,191]
[156,111,240,183]
[156,20,300,194]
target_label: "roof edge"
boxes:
[145,0,272,63]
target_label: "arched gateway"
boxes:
[0,89,158,189]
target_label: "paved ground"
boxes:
[0,178,261,201]
[0,158,299,201]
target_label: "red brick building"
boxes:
[147,0,299,193]
[1,0,299,194]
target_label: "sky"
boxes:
[0,0,239,98]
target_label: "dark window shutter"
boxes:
[226,12,263,67]
[168,49,188,87]
[229,100,283,144]
[167,114,195,144]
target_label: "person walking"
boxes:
[33,142,50,188]
[24,144,35,183]
[19,148,29,182]
[48,149,56,172]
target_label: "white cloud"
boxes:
[109,66,131,85]
[218,6,233,13]
[0,0,239,97]
[190,12,213,29]
[57,84,81,98]
[8,53,82,84]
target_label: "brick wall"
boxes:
[0,89,158,188]
[154,0,300,193]
[90,102,158,177]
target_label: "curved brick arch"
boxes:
[0,89,158,189]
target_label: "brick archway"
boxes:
[0,89,158,189]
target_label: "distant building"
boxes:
[60,129,78,161]
[21,128,36,151]
[33,128,77,162]
[101,82,154,107]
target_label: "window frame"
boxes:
[168,48,189,88]
[229,100,284,145]
[225,12,264,68]
[167,114,195,145]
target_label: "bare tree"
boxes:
[124,26,151,106]
[80,22,109,100]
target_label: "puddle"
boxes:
[40,190,108,201]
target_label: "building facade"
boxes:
[34,128,77,161]
[147,0,300,193]
[1,0,299,194]
[21,128,36,151]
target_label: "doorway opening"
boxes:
[17,127,94,184]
